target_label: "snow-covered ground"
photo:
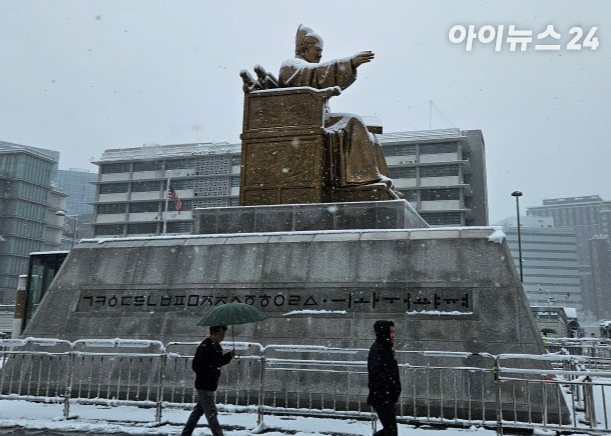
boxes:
[0,399,500,436]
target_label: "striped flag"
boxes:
[168,185,182,213]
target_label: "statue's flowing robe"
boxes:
[279,58,391,187]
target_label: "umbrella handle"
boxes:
[232,325,241,365]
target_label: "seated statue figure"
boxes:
[278,25,401,198]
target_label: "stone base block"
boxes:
[193,199,428,234]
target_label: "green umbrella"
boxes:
[197,302,268,349]
[197,302,267,326]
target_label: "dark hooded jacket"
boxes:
[367,320,401,407]
[192,337,233,391]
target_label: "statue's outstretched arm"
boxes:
[350,51,375,68]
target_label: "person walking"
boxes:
[181,325,236,436]
[367,320,401,436]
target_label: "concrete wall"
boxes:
[25,227,541,355]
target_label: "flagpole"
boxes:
[163,171,170,234]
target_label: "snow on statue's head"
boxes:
[295,24,324,62]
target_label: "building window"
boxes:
[133,161,162,172]
[168,200,192,212]
[194,198,228,208]
[97,203,126,214]
[11,181,48,203]
[403,191,418,202]
[421,189,460,201]
[5,200,46,221]
[420,165,459,177]
[127,223,158,234]
[100,163,131,174]
[195,156,230,175]
[166,159,195,170]
[231,156,241,166]
[419,142,458,154]
[166,221,193,233]
[95,224,124,236]
[389,167,417,179]
[421,212,462,225]
[231,177,240,187]
[130,202,159,213]
[99,183,128,194]
[382,144,417,156]
[131,181,160,192]
[169,179,194,190]
[194,177,229,197]
[3,219,45,239]
[229,198,240,206]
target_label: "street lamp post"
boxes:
[511,191,524,282]
[55,211,79,248]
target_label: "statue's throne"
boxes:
[239,66,397,206]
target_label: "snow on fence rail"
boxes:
[1,337,610,435]
[545,338,611,361]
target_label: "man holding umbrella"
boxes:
[181,325,236,436]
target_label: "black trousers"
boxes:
[181,389,223,436]
[373,403,398,436]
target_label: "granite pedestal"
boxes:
[193,199,429,234]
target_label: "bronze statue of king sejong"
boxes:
[239,25,402,206]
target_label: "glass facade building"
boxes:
[0,142,66,304]
[56,169,96,216]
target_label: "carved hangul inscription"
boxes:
[78,288,474,316]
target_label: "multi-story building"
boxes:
[0,141,66,303]
[528,195,611,263]
[56,169,96,216]
[92,142,241,238]
[527,195,611,318]
[600,209,611,239]
[380,129,488,227]
[54,168,97,247]
[589,237,611,319]
[91,128,488,237]
[496,216,583,311]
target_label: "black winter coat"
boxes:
[367,339,401,407]
[192,338,233,391]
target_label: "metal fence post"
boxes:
[255,348,267,431]
[371,409,378,434]
[63,347,76,419]
[155,351,168,425]
[583,376,597,429]
[493,356,503,436]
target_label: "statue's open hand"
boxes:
[351,51,375,68]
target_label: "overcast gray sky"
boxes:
[1,0,608,223]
